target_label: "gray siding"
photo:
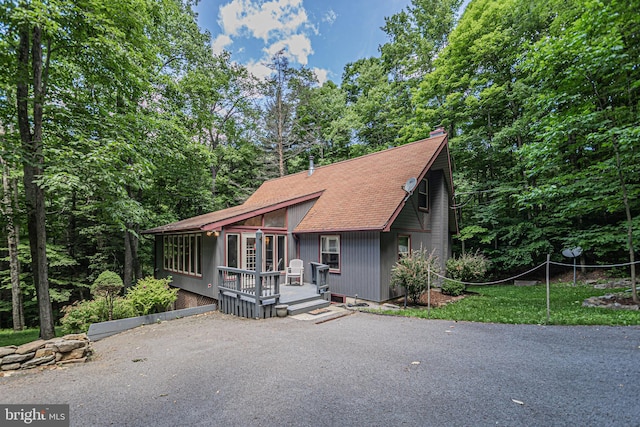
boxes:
[287,200,316,260]
[298,231,381,302]
[429,171,451,273]
[393,192,431,231]
[383,154,452,299]
[155,233,219,299]
[379,232,400,301]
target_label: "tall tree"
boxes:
[12,1,55,338]
[289,80,352,170]
[0,28,24,330]
[411,0,556,271]
[379,0,462,143]
[181,51,262,206]
[341,57,401,148]
[1,154,24,330]
[261,49,318,177]
[522,0,640,300]
[2,0,158,335]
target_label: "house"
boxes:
[144,129,456,306]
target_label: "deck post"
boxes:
[255,230,263,319]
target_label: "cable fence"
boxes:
[418,256,639,323]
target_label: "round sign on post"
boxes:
[562,247,582,286]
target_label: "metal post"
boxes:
[546,254,551,323]
[427,264,431,318]
[255,230,263,319]
[573,257,577,286]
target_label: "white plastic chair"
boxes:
[285,259,304,285]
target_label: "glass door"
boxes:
[242,234,256,271]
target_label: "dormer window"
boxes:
[418,178,429,211]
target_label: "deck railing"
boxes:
[218,266,281,319]
[310,262,330,301]
[217,230,331,318]
[217,230,282,319]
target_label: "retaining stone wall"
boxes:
[0,333,91,372]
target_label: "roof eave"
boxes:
[293,225,386,234]
[383,135,450,232]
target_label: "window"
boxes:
[398,235,411,259]
[265,234,274,270]
[163,234,202,277]
[418,178,429,211]
[277,235,286,271]
[264,208,286,228]
[226,234,239,268]
[320,235,340,271]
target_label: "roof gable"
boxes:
[144,134,452,234]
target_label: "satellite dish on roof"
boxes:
[404,177,417,193]
[562,247,583,258]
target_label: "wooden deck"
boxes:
[217,231,330,319]
[217,267,330,319]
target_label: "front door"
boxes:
[242,233,256,271]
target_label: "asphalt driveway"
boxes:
[1,311,639,426]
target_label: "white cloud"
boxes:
[312,67,329,85]
[246,60,273,81]
[323,9,337,25]
[265,34,313,65]
[213,0,319,79]
[212,34,233,55]
[218,0,309,42]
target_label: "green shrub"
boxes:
[391,248,440,304]
[446,250,490,283]
[91,271,124,321]
[441,279,466,296]
[126,276,178,316]
[60,297,135,334]
[60,299,103,334]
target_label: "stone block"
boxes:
[59,347,87,361]
[55,340,86,353]
[34,348,55,359]
[61,333,88,341]
[1,363,21,371]
[2,352,35,364]
[16,339,46,355]
[57,357,87,365]
[22,354,56,368]
[0,346,17,357]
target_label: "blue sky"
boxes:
[193,0,412,84]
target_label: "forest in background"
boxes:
[0,0,638,334]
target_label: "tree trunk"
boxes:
[1,157,24,330]
[613,136,637,303]
[208,128,220,202]
[123,228,133,288]
[17,24,55,339]
[277,86,285,177]
[123,187,142,287]
[133,224,142,282]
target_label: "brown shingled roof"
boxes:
[144,133,451,234]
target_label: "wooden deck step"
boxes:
[287,298,330,316]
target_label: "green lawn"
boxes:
[383,283,640,326]
[0,327,63,348]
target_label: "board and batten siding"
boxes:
[155,233,219,299]
[287,199,316,260]
[298,231,382,302]
[429,171,451,273]
[379,232,403,301]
